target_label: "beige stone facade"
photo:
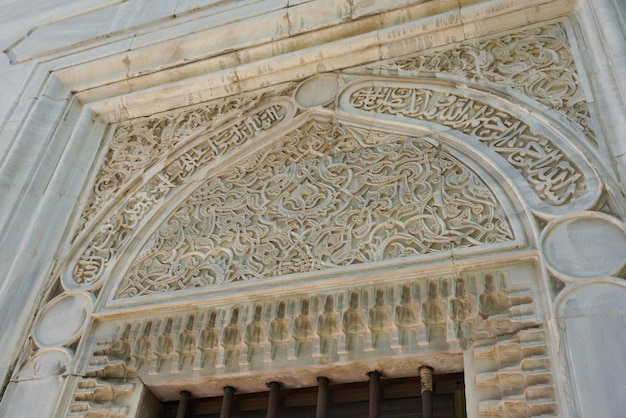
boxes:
[0,1,625,416]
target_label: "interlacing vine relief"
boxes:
[70,100,293,288]
[346,83,584,206]
[368,22,594,139]
[115,120,514,298]
[77,91,287,236]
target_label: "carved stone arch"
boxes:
[2,3,625,418]
[52,64,609,418]
[338,76,602,215]
[93,110,537,306]
[62,74,605,301]
[68,102,564,417]
[48,70,610,416]
[359,19,599,146]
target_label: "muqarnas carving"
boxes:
[91,270,538,380]
[73,269,551,417]
[473,328,557,417]
[116,121,514,298]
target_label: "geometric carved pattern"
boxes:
[369,21,594,140]
[345,82,585,207]
[115,120,515,298]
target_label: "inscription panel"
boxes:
[63,99,296,292]
[340,79,600,214]
[367,21,594,141]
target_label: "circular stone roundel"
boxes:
[16,348,72,380]
[32,292,93,348]
[542,212,626,280]
[294,74,339,107]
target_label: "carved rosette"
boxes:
[114,119,515,299]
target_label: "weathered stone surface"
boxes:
[0,1,625,417]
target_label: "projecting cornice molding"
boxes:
[9,0,576,123]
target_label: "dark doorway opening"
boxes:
[162,372,465,418]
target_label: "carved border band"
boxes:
[340,78,600,214]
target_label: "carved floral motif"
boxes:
[115,120,514,298]
[368,22,594,139]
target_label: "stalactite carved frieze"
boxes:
[114,120,514,298]
[344,81,586,208]
[68,378,137,418]
[68,266,556,418]
[83,270,538,382]
[64,99,295,291]
[473,327,557,417]
[367,21,594,140]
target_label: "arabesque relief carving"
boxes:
[78,91,288,234]
[115,120,514,298]
[67,99,295,290]
[368,21,594,140]
[345,81,585,207]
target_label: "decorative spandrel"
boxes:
[63,98,296,291]
[340,79,600,213]
[114,120,515,299]
[364,21,595,142]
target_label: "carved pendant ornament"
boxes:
[62,74,601,297]
[114,119,515,298]
[60,17,601,301]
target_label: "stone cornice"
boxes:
[34,0,576,123]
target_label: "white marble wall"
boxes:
[0,1,624,417]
